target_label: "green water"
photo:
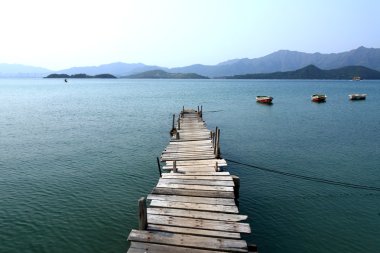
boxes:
[0,78,379,253]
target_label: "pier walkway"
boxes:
[127,108,255,253]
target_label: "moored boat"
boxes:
[311,94,327,102]
[352,76,361,81]
[349,94,367,100]
[256,96,273,104]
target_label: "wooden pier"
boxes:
[127,108,255,253]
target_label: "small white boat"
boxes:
[349,94,367,100]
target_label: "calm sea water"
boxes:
[0,78,379,253]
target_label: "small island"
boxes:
[125,70,209,79]
[45,73,117,79]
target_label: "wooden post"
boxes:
[232,175,240,202]
[213,127,218,155]
[172,114,175,130]
[210,131,213,139]
[156,157,162,177]
[248,244,258,253]
[173,161,177,173]
[182,106,184,114]
[177,117,181,130]
[138,197,147,230]
[215,161,219,172]
[197,105,199,113]
[176,132,180,140]
[216,128,221,158]
[200,105,203,118]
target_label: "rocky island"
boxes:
[45,73,117,78]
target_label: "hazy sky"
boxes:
[1,0,379,70]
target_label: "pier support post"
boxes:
[232,175,240,205]
[214,161,220,172]
[170,114,177,136]
[248,244,258,253]
[172,161,177,173]
[216,128,221,158]
[138,197,147,230]
[177,117,181,130]
[176,132,180,140]
[156,157,162,177]
[213,127,218,155]
[200,105,203,118]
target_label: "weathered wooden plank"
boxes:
[170,137,211,141]
[163,167,217,172]
[128,242,227,253]
[147,207,248,222]
[170,138,213,142]
[149,200,239,213]
[162,171,230,176]
[148,214,251,233]
[163,153,216,157]
[163,166,223,171]
[166,141,213,145]
[159,178,234,187]
[165,159,227,165]
[128,230,248,252]
[176,132,211,135]
[162,153,216,157]
[147,224,241,239]
[151,187,235,198]
[161,175,233,181]
[162,152,216,156]
[162,150,215,154]
[165,147,213,150]
[165,146,214,150]
[164,144,213,147]
[156,182,234,192]
[147,194,236,205]
[161,157,219,161]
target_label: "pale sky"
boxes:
[1,0,379,70]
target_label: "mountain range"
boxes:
[126,70,208,79]
[1,46,380,78]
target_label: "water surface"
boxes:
[0,78,379,253]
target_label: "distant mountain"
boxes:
[170,46,380,77]
[125,69,209,79]
[2,46,380,78]
[226,65,380,79]
[0,63,52,77]
[45,73,116,78]
[56,62,167,77]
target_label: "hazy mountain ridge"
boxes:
[0,63,51,77]
[1,46,380,78]
[56,62,167,76]
[125,69,208,79]
[171,46,380,77]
